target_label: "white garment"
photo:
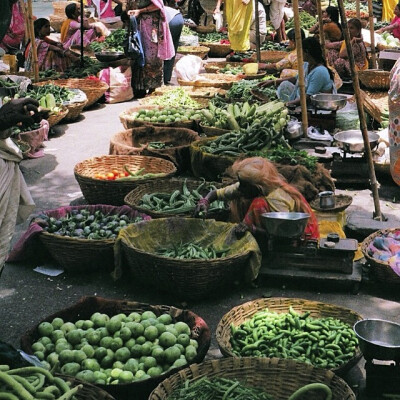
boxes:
[250,0,267,35]
[165,6,180,23]
[91,0,112,17]
[269,0,286,30]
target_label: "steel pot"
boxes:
[333,130,380,153]
[261,212,310,238]
[310,94,347,111]
[354,319,400,361]
[318,191,335,209]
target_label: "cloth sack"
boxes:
[99,66,134,104]
[124,16,145,67]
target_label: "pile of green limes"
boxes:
[133,108,202,124]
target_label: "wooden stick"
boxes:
[255,0,261,63]
[27,0,39,81]
[317,0,325,51]
[292,0,308,136]
[356,0,360,19]
[80,0,84,67]
[367,0,377,68]
[337,0,383,221]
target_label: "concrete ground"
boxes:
[1,2,400,399]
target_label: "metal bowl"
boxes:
[94,51,125,62]
[310,94,347,111]
[334,130,380,153]
[354,319,400,361]
[261,212,310,238]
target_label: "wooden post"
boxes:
[356,0,360,19]
[255,0,261,62]
[337,0,383,221]
[316,0,325,51]
[292,0,308,136]
[80,0,84,67]
[27,0,39,81]
[367,0,377,68]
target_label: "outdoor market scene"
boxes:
[1,0,400,398]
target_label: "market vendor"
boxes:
[259,28,305,79]
[25,18,79,73]
[309,6,342,43]
[376,3,400,39]
[0,0,25,54]
[87,0,125,18]
[257,36,335,107]
[61,3,111,49]
[194,157,319,243]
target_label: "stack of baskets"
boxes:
[358,69,391,90]
[74,154,177,205]
[177,46,210,59]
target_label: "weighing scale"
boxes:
[259,212,362,292]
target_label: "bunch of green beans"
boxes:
[0,365,83,400]
[157,242,228,260]
[230,306,358,369]
[147,141,174,150]
[168,376,274,400]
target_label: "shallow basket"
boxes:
[251,50,287,63]
[20,296,211,400]
[60,375,116,400]
[36,205,149,272]
[195,25,216,34]
[74,155,177,206]
[47,105,69,127]
[216,297,363,376]
[358,69,390,90]
[149,357,356,400]
[63,100,87,122]
[361,228,400,284]
[124,178,229,220]
[177,46,210,59]
[118,218,260,300]
[178,73,242,90]
[199,42,231,58]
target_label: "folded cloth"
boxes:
[368,230,400,276]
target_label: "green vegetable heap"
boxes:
[132,108,202,123]
[169,376,274,400]
[39,209,143,239]
[260,41,287,51]
[198,32,228,43]
[89,28,126,53]
[217,63,243,75]
[25,84,75,105]
[0,78,19,89]
[285,11,317,30]
[30,310,199,384]
[139,179,226,215]
[226,78,276,102]
[181,25,196,36]
[157,242,228,260]
[0,365,84,400]
[230,306,359,369]
[61,57,104,79]
[142,87,201,108]
[10,122,41,136]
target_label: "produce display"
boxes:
[226,50,255,62]
[225,78,276,102]
[0,77,18,89]
[38,208,143,239]
[90,29,126,53]
[260,42,287,51]
[25,84,75,105]
[0,364,84,400]
[10,122,42,136]
[30,311,199,384]
[168,376,274,400]
[229,307,358,368]
[129,108,202,123]
[285,12,317,30]
[140,87,201,108]
[181,25,196,36]
[379,32,400,48]
[380,107,389,129]
[201,101,289,157]
[216,64,243,75]
[94,166,165,181]
[157,242,228,260]
[138,179,226,214]
[147,141,174,149]
[198,32,228,43]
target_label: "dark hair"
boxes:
[287,28,305,42]
[325,6,339,23]
[302,36,334,80]
[34,18,49,37]
[65,3,77,19]
[347,17,363,38]
[120,10,130,23]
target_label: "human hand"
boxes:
[0,98,40,132]
[257,79,274,88]
[376,28,383,34]
[127,9,141,17]
[194,197,210,218]
[234,222,249,238]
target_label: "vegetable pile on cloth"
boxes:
[367,229,400,275]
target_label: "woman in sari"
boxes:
[60,3,110,49]
[127,0,175,98]
[25,18,78,73]
[0,0,25,54]
[195,157,319,243]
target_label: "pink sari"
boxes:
[0,3,25,52]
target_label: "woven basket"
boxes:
[74,155,177,206]
[195,25,216,34]
[199,42,231,58]
[358,69,390,90]
[178,73,242,90]
[49,14,65,32]
[13,139,31,159]
[361,228,400,284]
[177,46,210,59]
[63,100,87,122]
[251,50,287,63]
[59,375,116,400]
[216,297,363,376]
[138,96,209,109]
[109,126,200,172]
[119,218,259,299]
[20,296,211,400]
[36,205,149,272]
[154,86,226,98]
[149,357,356,400]
[47,106,69,127]
[199,122,230,136]
[124,178,229,220]
[204,61,244,73]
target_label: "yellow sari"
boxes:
[225,0,253,51]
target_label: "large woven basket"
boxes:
[74,155,177,205]
[124,178,229,220]
[178,73,242,90]
[177,45,210,59]
[47,105,69,127]
[199,122,230,136]
[149,357,356,400]
[195,25,216,34]
[63,100,87,122]
[358,69,390,90]
[59,375,116,400]
[361,228,400,284]
[36,204,149,272]
[109,126,200,172]
[199,42,231,58]
[251,50,287,63]
[20,296,211,400]
[216,297,363,376]
[118,218,260,300]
